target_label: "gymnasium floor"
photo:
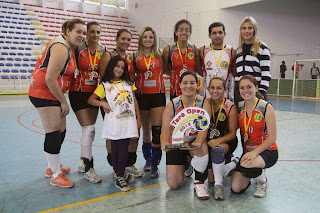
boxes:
[1,95,320,213]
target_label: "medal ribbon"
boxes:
[244,98,258,136]
[211,98,225,128]
[143,54,153,71]
[181,96,196,109]
[177,42,187,68]
[211,43,225,67]
[87,41,98,71]
[113,80,126,102]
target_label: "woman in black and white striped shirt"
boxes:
[233,16,271,103]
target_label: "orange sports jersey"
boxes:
[133,52,165,94]
[29,34,76,101]
[70,43,106,92]
[238,99,278,153]
[168,43,197,96]
[109,49,134,79]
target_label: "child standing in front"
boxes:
[88,56,141,191]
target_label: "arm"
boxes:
[98,51,111,83]
[241,104,277,164]
[160,101,174,151]
[133,93,141,130]
[161,45,170,76]
[208,105,238,148]
[88,91,112,113]
[259,47,271,94]
[231,48,237,77]
[45,43,70,117]
[195,46,202,77]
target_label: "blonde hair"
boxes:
[137,27,162,62]
[238,16,261,56]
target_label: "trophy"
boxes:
[166,107,210,150]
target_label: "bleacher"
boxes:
[0,0,139,92]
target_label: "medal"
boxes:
[113,80,126,102]
[243,132,248,142]
[243,98,258,143]
[211,43,225,68]
[89,71,98,80]
[179,68,188,77]
[144,71,152,80]
[177,42,188,72]
[87,42,98,72]
[210,129,220,138]
[74,68,79,78]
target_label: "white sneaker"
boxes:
[213,185,225,200]
[84,168,102,183]
[78,159,85,173]
[125,165,144,177]
[194,180,209,200]
[254,181,268,198]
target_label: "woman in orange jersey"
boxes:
[69,21,110,183]
[29,19,87,188]
[231,75,278,198]
[162,19,201,100]
[131,27,166,178]
[102,29,144,178]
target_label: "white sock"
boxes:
[223,160,237,177]
[45,153,61,178]
[254,169,266,183]
[81,144,92,160]
[192,154,209,173]
[212,161,225,186]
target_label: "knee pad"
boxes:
[211,146,225,164]
[238,166,262,178]
[44,131,61,154]
[126,152,137,167]
[151,126,161,145]
[60,129,66,145]
[81,124,95,145]
[192,154,208,173]
[107,153,113,166]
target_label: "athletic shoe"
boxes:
[50,173,74,188]
[254,181,268,198]
[115,176,130,191]
[125,165,144,177]
[84,168,102,183]
[194,180,209,200]
[78,159,85,173]
[184,163,193,177]
[143,160,151,172]
[213,185,225,200]
[124,174,134,184]
[150,165,159,178]
[45,165,70,178]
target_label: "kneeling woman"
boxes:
[231,75,278,198]
[203,77,238,200]
[161,71,209,200]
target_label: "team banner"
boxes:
[167,107,210,150]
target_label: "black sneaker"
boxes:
[115,176,130,191]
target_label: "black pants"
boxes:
[111,138,130,177]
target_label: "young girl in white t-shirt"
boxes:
[88,56,141,191]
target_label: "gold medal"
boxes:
[244,98,258,143]
[244,132,248,142]
[210,129,220,138]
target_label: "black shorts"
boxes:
[68,91,98,112]
[135,93,166,110]
[207,137,238,169]
[166,148,191,165]
[29,96,61,108]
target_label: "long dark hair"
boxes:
[180,71,198,83]
[100,56,131,84]
[239,75,264,99]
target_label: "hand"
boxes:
[190,141,202,149]
[161,141,171,152]
[60,102,69,117]
[207,139,220,149]
[240,151,258,167]
[101,102,112,113]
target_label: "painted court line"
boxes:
[38,181,166,213]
